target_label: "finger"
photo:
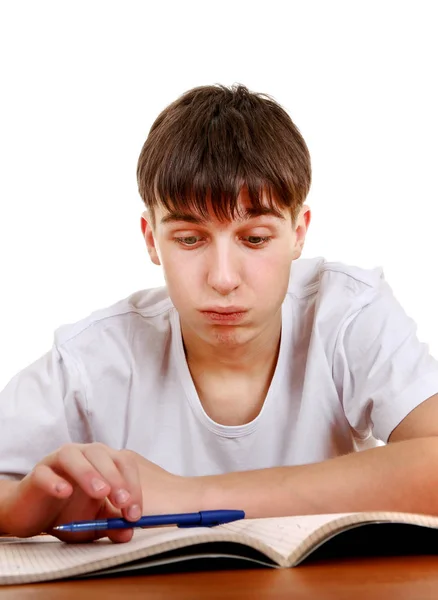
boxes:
[49,493,124,544]
[93,498,134,544]
[113,450,143,521]
[81,446,141,516]
[28,463,73,499]
[7,466,73,537]
[51,523,133,544]
[107,528,134,543]
[46,444,111,500]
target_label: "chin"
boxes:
[210,329,249,347]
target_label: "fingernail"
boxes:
[115,489,130,504]
[128,504,141,520]
[55,481,68,493]
[91,478,107,492]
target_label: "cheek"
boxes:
[161,258,198,297]
[249,252,292,280]
[248,254,292,298]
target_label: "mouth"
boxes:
[200,308,247,323]
[201,306,247,314]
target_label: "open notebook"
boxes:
[2,510,438,584]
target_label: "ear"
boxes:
[292,204,311,260]
[141,211,161,266]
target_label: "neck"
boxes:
[180,313,282,425]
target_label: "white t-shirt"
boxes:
[1,257,438,480]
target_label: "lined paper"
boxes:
[220,514,355,562]
[2,511,438,584]
[222,511,438,565]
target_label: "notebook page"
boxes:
[287,511,438,565]
[0,525,243,584]
[4,511,438,583]
[219,511,438,566]
[0,513,365,583]
[219,513,355,565]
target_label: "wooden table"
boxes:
[2,555,438,599]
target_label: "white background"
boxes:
[0,0,437,391]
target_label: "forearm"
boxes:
[0,480,19,533]
[196,437,438,518]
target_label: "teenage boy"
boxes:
[1,84,438,544]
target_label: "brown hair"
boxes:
[137,84,311,226]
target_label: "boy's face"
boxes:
[141,189,310,349]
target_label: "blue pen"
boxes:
[53,510,245,533]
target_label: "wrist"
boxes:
[183,475,211,511]
[134,453,208,514]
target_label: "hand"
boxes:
[135,456,204,515]
[2,443,143,543]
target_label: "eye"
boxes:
[174,236,201,246]
[244,236,271,246]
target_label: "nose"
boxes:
[207,240,241,296]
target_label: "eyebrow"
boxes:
[160,207,286,225]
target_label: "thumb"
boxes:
[95,498,134,544]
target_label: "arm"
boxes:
[4,401,438,540]
[140,394,438,518]
[197,436,438,517]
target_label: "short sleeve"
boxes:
[334,280,438,443]
[0,344,93,480]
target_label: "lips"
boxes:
[201,307,246,314]
[200,308,247,324]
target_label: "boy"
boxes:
[1,84,438,544]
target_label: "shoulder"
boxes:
[286,256,393,346]
[53,286,175,352]
[288,256,385,302]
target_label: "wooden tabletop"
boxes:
[2,555,438,599]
